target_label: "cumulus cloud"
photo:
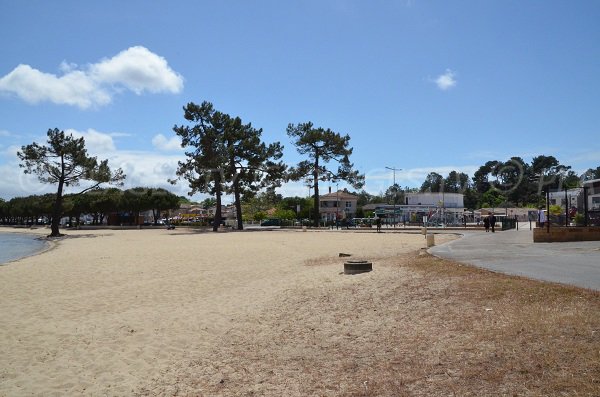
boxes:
[433,69,457,91]
[152,133,182,151]
[90,46,183,95]
[0,65,111,108]
[66,128,117,153]
[0,46,184,109]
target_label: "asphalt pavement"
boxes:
[428,223,600,291]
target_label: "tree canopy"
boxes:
[172,101,285,231]
[17,128,125,236]
[287,122,364,226]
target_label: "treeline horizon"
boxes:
[9,101,600,234]
[363,157,600,211]
[2,157,598,226]
[0,187,180,226]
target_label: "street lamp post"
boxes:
[385,166,402,227]
[336,182,339,229]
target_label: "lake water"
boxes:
[0,233,48,264]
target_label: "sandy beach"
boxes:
[0,227,446,396]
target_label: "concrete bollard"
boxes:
[426,233,435,247]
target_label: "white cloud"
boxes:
[0,46,184,109]
[433,69,457,91]
[66,128,116,153]
[152,134,182,151]
[0,64,111,108]
[90,46,183,95]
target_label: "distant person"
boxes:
[376,217,382,233]
[539,208,546,227]
[483,216,490,232]
[490,213,497,233]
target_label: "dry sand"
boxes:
[0,227,450,396]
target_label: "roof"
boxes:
[319,190,358,200]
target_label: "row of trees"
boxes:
[15,102,365,235]
[170,101,364,230]
[0,187,180,227]
[14,106,600,235]
[412,157,600,209]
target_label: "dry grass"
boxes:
[138,252,600,397]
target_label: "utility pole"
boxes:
[385,166,402,227]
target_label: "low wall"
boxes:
[533,226,600,242]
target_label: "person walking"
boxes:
[483,216,490,232]
[538,208,546,228]
[376,217,382,233]
[490,213,497,233]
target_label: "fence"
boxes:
[544,187,600,227]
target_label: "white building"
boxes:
[405,192,464,208]
[364,192,465,225]
[583,179,600,211]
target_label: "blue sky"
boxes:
[1,1,599,201]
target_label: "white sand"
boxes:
[0,227,451,396]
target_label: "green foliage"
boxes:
[200,197,216,209]
[420,172,444,192]
[273,208,296,220]
[277,196,311,218]
[287,121,364,226]
[17,128,125,236]
[147,188,180,224]
[172,101,285,231]
[481,189,506,208]
[574,213,585,225]
[549,204,563,216]
[582,166,600,181]
[253,211,267,222]
[385,183,404,205]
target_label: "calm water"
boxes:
[0,233,48,264]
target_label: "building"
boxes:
[405,192,464,208]
[363,192,465,225]
[319,190,358,222]
[583,179,600,211]
[548,189,582,209]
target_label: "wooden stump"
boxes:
[344,260,373,275]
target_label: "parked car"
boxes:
[260,218,281,226]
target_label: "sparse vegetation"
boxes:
[138,251,600,396]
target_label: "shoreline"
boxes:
[0,228,56,265]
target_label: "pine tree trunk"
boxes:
[213,173,222,232]
[50,180,64,237]
[313,152,320,227]
[233,177,243,230]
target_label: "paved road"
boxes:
[428,224,600,290]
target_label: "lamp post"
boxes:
[385,166,402,227]
[336,182,339,229]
